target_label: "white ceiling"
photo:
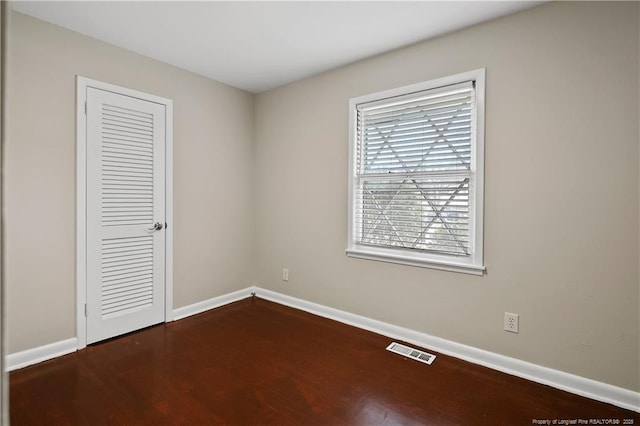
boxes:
[12,1,542,93]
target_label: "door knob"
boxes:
[149,222,164,231]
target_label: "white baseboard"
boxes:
[172,287,254,321]
[252,286,640,413]
[7,287,639,413]
[6,338,77,372]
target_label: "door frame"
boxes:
[76,76,173,350]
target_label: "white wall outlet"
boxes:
[504,312,519,333]
[282,268,289,282]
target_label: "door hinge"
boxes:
[84,101,87,115]
[84,303,87,317]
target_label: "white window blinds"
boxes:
[353,81,476,257]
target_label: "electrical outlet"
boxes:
[282,268,289,282]
[504,312,519,333]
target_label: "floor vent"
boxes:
[386,342,436,365]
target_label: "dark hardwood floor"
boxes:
[10,297,640,425]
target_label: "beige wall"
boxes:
[254,2,640,391]
[5,12,255,353]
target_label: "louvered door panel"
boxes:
[86,87,166,345]
[101,235,154,318]
[102,105,155,227]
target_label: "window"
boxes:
[347,69,485,275]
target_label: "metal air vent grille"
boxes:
[386,342,436,365]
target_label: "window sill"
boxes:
[345,248,485,276]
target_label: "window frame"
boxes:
[346,69,486,275]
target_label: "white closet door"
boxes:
[86,87,166,344]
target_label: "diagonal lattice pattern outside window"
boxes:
[353,81,476,258]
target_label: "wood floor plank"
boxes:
[10,297,640,425]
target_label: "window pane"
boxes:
[358,85,474,175]
[355,176,470,256]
